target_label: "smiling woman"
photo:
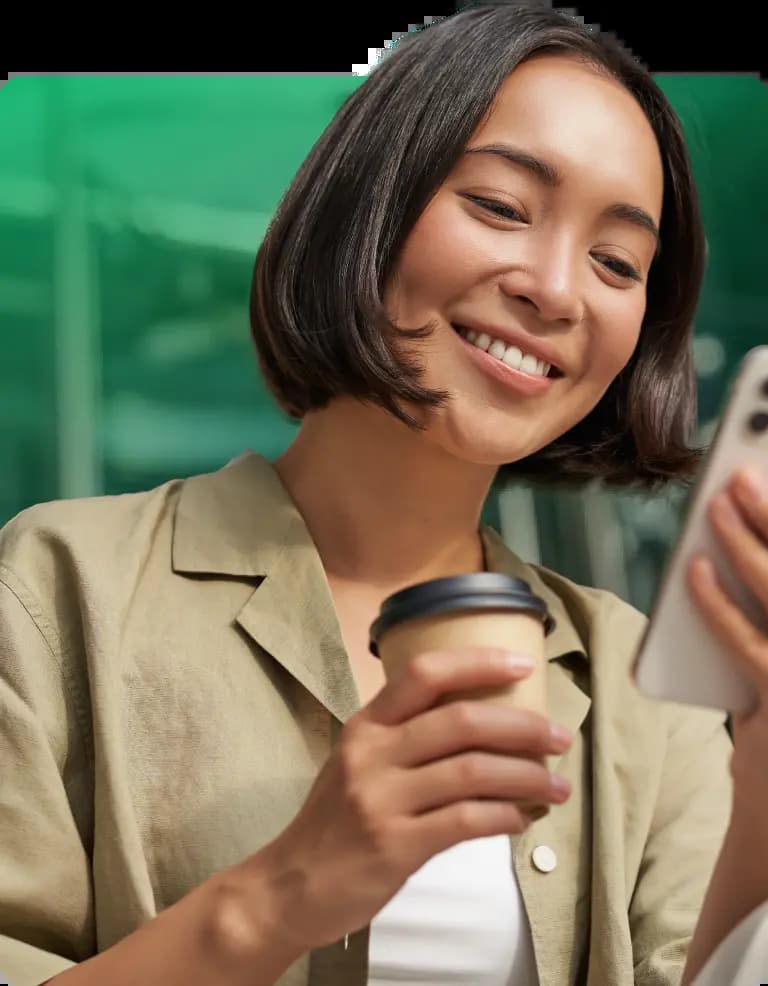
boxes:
[251,10,705,494]
[368,52,666,471]
[0,4,738,986]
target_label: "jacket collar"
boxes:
[173,450,589,722]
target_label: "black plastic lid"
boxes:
[369,572,555,657]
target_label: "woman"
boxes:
[0,4,756,985]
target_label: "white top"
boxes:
[692,898,768,986]
[367,835,540,986]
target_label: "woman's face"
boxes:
[384,53,665,467]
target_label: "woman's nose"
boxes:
[499,252,584,326]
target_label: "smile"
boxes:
[452,324,562,396]
[453,325,556,378]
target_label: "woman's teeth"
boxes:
[455,326,552,378]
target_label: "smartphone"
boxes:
[631,345,768,716]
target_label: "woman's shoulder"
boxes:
[0,452,279,582]
[0,450,286,625]
[0,478,185,589]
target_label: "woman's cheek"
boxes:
[592,296,646,380]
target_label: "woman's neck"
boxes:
[272,398,495,587]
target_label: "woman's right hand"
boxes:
[225,646,573,956]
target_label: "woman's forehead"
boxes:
[460,54,664,214]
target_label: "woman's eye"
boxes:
[594,255,642,282]
[464,195,643,284]
[466,195,525,222]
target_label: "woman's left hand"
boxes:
[687,463,768,800]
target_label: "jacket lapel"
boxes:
[172,450,360,723]
[235,547,360,725]
[173,453,594,986]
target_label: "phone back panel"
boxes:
[632,346,768,715]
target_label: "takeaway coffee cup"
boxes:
[369,572,554,714]
[369,572,556,820]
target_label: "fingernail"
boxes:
[550,774,571,801]
[549,722,574,749]
[503,653,535,671]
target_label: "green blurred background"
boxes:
[0,74,766,614]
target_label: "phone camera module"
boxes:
[748,411,768,433]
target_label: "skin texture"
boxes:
[385,53,663,471]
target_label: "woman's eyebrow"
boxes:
[463,142,661,253]
[464,143,562,187]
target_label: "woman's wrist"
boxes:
[682,791,768,986]
[204,848,308,984]
[729,779,768,834]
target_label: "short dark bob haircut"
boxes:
[250,0,707,492]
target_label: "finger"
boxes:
[402,800,533,864]
[731,465,768,541]
[687,555,768,698]
[707,490,768,611]
[400,752,569,815]
[391,698,570,767]
[366,647,535,727]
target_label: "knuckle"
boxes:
[337,735,365,786]
[408,652,441,687]
[355,799,391,854]
[457,753,484,785]
[345,777,375,823]
[454,801,482,837]
[451,700,482,735]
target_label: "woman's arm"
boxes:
[681,795,768,986]
[682,468,768,984]
[45,856,303,986]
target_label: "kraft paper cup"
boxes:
[369,573,555,820]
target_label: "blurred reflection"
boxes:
[0,74,766,617]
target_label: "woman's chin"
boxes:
[422,420,541,471]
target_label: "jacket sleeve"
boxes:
[629,698,734,984]
[0,569,94,986]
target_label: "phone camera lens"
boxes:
[748,411,768,433]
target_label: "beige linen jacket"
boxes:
[0,451,733,986]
